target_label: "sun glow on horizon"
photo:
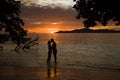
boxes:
[50,31,55,34]
[49,28,59,34]
[27,27,59,33]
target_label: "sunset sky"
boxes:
[21,0,120,33]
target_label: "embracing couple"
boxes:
[47,38,57,64]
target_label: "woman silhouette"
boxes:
[47,40,52,64]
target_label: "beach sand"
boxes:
[0,66,120,80]
[0,45,120,80]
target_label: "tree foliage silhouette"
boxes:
[0,0,27,44]
[73,0,120,29]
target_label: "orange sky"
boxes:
[25,22,81,33]
[21,0,120,33]
[27,27,120,33]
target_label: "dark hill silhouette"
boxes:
[56,28,120,33]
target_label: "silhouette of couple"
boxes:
[47,38,57,64]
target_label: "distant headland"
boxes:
[56,28,120,33]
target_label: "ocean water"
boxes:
[33,33,120,70]
[1,33,120,71]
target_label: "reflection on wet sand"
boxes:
[0,66,120,80]
[0,65,61,80]
[47,63,61,79]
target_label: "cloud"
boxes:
[32,21,42,25]
[20,2,84,33]
[21,5,83,29]
[21,0,75,9]
[31,21,63,25]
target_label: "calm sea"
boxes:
[30,33,120,70]
[36,33,120,45]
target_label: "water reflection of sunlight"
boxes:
[48,33,60,44]
[37,33,61,44]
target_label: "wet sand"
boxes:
[0,66,120,80]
